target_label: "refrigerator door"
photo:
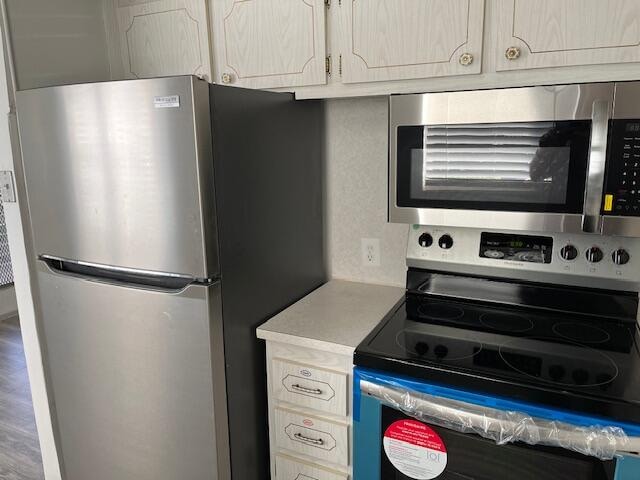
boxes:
[16,76,217,278]
[35,260,229,480]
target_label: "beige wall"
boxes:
[325,97,408,287]
[5,0,111,90]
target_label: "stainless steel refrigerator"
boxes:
[15,76,325,480]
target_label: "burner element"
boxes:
[552,322,612,344]
[396,330,482,362]
[479,312,534,333]
[499,336,618,388]
[417,303,465,321]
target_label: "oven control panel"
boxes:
[407,226,640,287]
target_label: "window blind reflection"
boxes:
[417,122,567,183]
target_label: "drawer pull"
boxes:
[291,384,323,395]
[294,432,325,446]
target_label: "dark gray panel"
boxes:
[210,85,326,480]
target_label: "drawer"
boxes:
[275,454,349,480]
[272,358,348,416]
[274,407,349,466]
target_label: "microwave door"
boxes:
[389,84,615,234]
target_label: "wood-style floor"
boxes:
[0,317,44,480]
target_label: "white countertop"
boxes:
[256,280,405,356]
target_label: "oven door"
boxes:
[353,371,640,480]
[377,407,615,480]
[389,84,614,234]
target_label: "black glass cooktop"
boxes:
[355,276,640,425]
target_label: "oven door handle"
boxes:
[582,99,612,234]
[361,380,640,456]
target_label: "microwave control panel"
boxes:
[603,119,640,216]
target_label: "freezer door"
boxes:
[35,261,229,480]
[16,76,217,278]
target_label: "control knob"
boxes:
[418,233,433,248]
[585,247,603,263]
[414,342,429,356]
[434,345,449,359]
[612,249,630,266]
[438,234,454,250]
[560,245,578,261]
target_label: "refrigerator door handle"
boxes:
[39,255,216,292]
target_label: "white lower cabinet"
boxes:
[262,341,354,479]
[272,358,348,416]
[275,407,349,466]
[275,454,349,480]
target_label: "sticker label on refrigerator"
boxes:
[383,420,447,479]
[154,95,180,108]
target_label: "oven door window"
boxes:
[396,121,591,213]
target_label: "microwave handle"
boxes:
[360,380,640,456]
[582,100,612,233]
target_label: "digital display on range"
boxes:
[480,232,553,264]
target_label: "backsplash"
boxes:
[325,97,408,287]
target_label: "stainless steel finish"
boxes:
[36,261,229,480]
[613,81,640,119]
[505,46,521,60]
[459,53,474,66]
[293,433,325,446]
[602,215,640,237]
[582,100,611,233]
[599,81,640,237]
[406,226,640,291]
[16,76,218,278]
[389,84,615,233]
[389,83,613,126]
[0,170,16,202]
[291,384,323,395]
[393,209,586,233]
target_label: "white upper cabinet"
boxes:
[339,0,485,84]
[496,0,640,71]
[113,0,212,80]
[211,0,327,89]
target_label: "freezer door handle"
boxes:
[39,255,214,291]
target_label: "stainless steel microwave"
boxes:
[389,82,640,236]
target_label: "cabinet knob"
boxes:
[221,72,233,84]
[505,47,521,60]
[459,52,474,66]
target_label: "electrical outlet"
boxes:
[361,238,380,267]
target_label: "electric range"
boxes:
[355,227,640,426]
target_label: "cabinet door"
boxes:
[211,0,327,89]
[496,0,640,71]
[113,0,212,80]
[340,0,485,84]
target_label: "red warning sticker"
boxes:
[383,420,447,479]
